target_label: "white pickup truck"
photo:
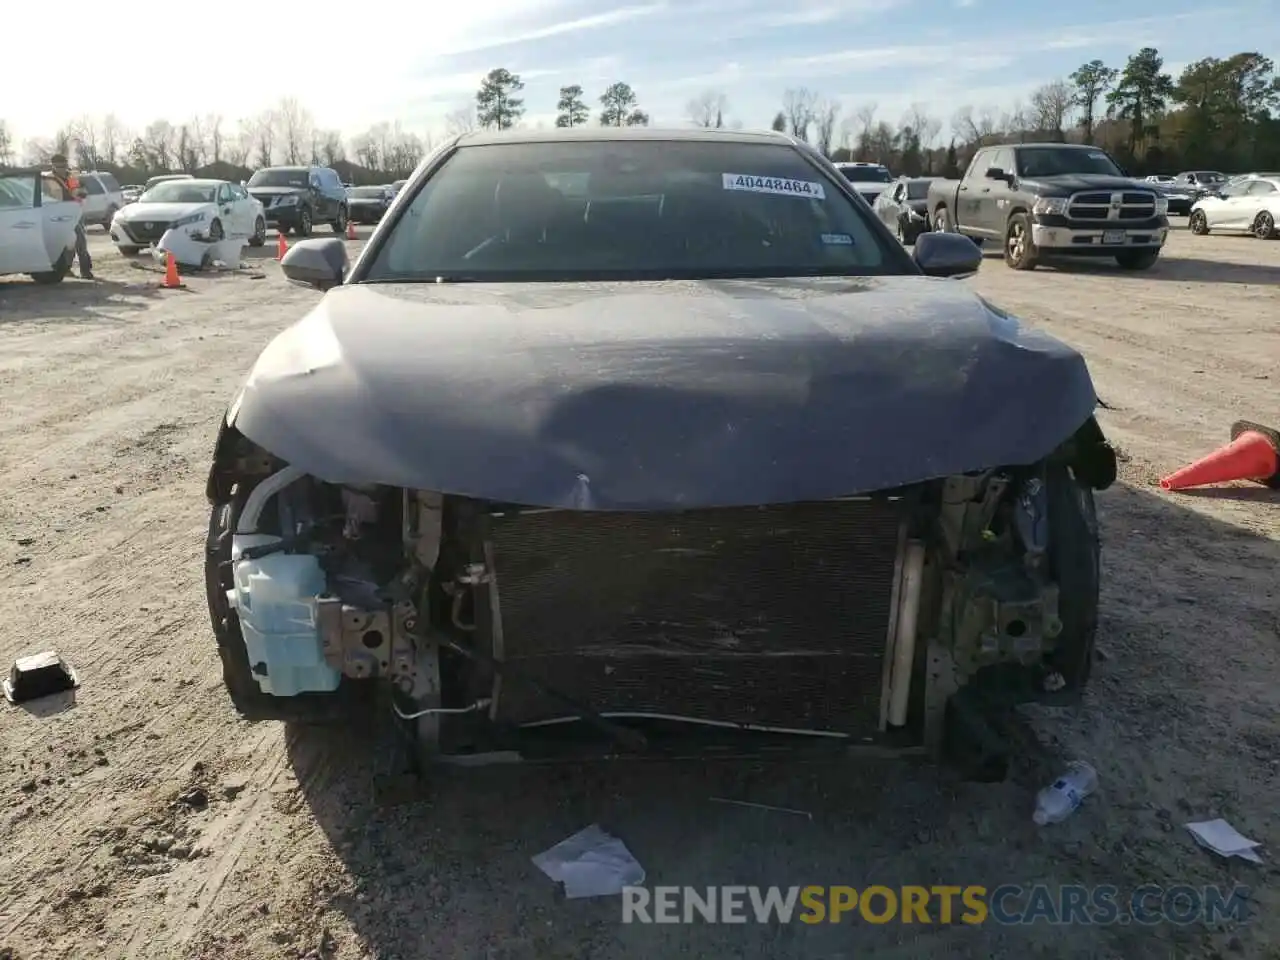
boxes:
[0,168,81,283]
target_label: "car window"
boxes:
[247,168,309,188]
[351,186,387,198]
[367,140,900,283]
[906,181,930,200]
[216,183,232,203]
[83,175,105,195]
[97,172,120,192]
[1246,180,1277,195]
[141,181,217,203]
[0,175,36,208]
[993,149,1015,175]
[963,149,989,180]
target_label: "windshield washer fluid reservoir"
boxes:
[226,534,340,696]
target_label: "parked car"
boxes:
[927,143,1169,270]
[832,161,894,205]
[75,170,125,231]
[203,127,1114,784]
[0,167,81,283]
[1189,176,1279,239]
[111,178,267,254]
[1144,179,1198,215]
[390,178,409,196]
[1174,170,1227,190]
[143,173,194,191]
[1144,175,1176,184]
[121,183,145,204]
[346,184,395,224]
[871,176,934,243]
[246,165,349,237]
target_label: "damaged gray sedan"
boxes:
[204,127,1116,779]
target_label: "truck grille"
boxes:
[1068,190,1157,222]
[477,498,904,736]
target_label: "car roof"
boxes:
[456,126,798,148]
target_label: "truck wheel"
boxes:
[933,206,951,232]
[1115,250,1160,271]
[205,489,370,725]
[1189,210,1209,234]
[1252,211,1276,239]
[1003,213,1039,270]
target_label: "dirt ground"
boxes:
[0,223,1277,960]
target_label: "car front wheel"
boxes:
[1189,210,1209,234]
[331,205,348,233]
[1003,213,1039,270]
[249,217,266,247]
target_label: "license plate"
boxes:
[1102,230,1125,244]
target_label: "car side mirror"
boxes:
[984,166,1008,181]
[912,232,983,278]
[280,237,347,291]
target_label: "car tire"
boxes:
[208,219,224,241]
[1043,463,1101,699]
[1189,210,1209,235]
[30,247,74,285]
[103,206,118,230]
[1003,213,1039,270]
[117,245,140,256]
[249,217,266,247]
[293,208,313,237]
[1252,211,1276,239]
[331,205,348,234]
[1115,250,1160,271]
[205,489,371,725]
[933,206,951,232]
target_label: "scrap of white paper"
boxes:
[1186,819,1264,863]
[532,824,646,899]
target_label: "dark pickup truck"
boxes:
[927,143,1170,271]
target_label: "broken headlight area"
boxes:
[209,438,1102,774]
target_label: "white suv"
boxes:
[78,171,125,231]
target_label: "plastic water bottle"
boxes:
[1032,761,1098,825]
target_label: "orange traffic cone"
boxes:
[346,218,358,240]
[276,232,288,260]
[162,251,183,289]
[1160,420,1280,491]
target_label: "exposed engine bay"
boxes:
[208,423,1111,775]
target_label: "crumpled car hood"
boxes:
[230,276,1098,510]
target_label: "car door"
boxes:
[974,147,1014,238]
[231,182,256,232]
[1243,179,1278,227]
[957,148,990,231]
[214,182,242,237]
[0,175,47,272]
[307,171,329,221]
[1212,182,1252,230]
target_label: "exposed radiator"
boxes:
[479,498,904,735]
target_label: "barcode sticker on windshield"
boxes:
[821,233,853,245]
[723,173,825,200]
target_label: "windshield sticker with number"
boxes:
[722,173,826,199]
[821,233,853,245]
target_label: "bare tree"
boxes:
[207,114,225,164]
[227,118,254,167]
[1001,101,1032,141]
[0,121,13,165]
[318,130,345,166]
[903,103,941,151]
[97,115,124,166]
[1029,80,1074,139]
[851,103,877,159]
[782,87,818,140]
[686,89,728,127]
[254,110,276,168]
[143,119,176,169]
[813,98,840,156]
[445,106,477,137]
[276,98,312,165]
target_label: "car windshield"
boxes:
[1016,147,1124,177]
[905,181,930,200]
[248,168,309,188]
[840,167,892,183]
[1194,171,1226,182]
[141,182,217,203]
[144,175,190,189]
[350,186,386,198]
[366,140,896,282]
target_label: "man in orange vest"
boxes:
[47,153,94,280]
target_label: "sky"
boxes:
[3,0,1278,150]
